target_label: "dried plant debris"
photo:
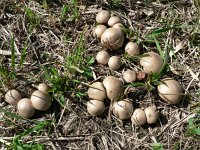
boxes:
[0,0,199,150]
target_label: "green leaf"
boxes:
[70,66,84,73]
[87,57,95,64]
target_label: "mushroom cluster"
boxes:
[94,10,141,71]
[4,83,51,118]
[86,9,184,126]
[86,77,160,125]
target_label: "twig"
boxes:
[0,50,21,56]
[1,135,90,142]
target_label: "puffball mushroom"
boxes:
[125,42,140,56]
[96,10,110,24]
[122,70,137,83]
[112,99,134,120]
[96,50,110,65]
[88,82,107,101]
[93,25,107,38]
[112,23,123,30]
[17,98,35,118]
[87,100,105,116]
[108,56,121,70]
[108,16,121,26]
[103,76,124,101]
[31,90,51,111]
[131,108,147,126]
[101,28,124,50]
[140,52,163,73]
[144,107,159,124]
[5,89,22,105]
[157,78,183,104]
[38,83,50,94]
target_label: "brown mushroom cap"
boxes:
[93,25,107,38]
[112,23,123,30]
[31,90,51,111]
[123,70,137,83]
[101,28,124,50]
[17,98,35,118]
[38,83,50,94]
[112,99,134,120]
[87,100,105,116]
[108,56,121,70]
[103,76,124,101]
[125,42,140,56]
[144,107,159,124]
[131,108,147,126]
[157,78,183,104]
[108,16,121,26]
[96,50,110,65]
[87,82,107,101]
[5,89,22,105]
[140,52,163,73]
[96,10,110,24]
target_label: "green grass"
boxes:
[9,121,50,150]
[0,36,19,86]
[110,0,121,7]
[152,143,163,150]
[19,44,28,69]
[60,0,80,22]
[11,35,16,72]
[43,66,69,106]
[44,32,94,106]
[65,33,94,77]
[186,113,200,138]
[24,7,41,31]
[0,109,49,149]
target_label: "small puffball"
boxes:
[112,23,123,30]
[140,52,163,74]
[157,78,183,104]
[96,10,110,24]
[5,89,22,105]
[38,83,50,94]
[144,107,159,124]
[125,42,140,56]
[131,108,147,126]
[123,70,137,83]
[108,56,121,70]
[93,25,107,38]
[31,90,51,111]
[96,51,110,65]
[112,99,134,120]
[101,28,124,50]
[87,82,107,101]
[103,76,124,101]
[108,16,121,26]
[17,98,35,118]
[87,100,105,116]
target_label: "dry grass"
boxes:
[0,0,199,150]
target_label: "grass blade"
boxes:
[11,35,15,72]
[19,45,28,69]
[152,35,164,59]
[0,108,27,120]
[152,26,180,35]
